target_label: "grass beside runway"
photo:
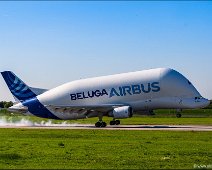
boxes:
[0,128,211,169]
[0,107,211,169]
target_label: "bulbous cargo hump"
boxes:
[159,68,201,98]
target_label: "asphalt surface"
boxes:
[0,124,212,131]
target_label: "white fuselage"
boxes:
[10,68,209,120]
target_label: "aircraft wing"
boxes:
[45,104,125,113]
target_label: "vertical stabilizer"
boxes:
[1,71,37,102]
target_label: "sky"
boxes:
[0,1,212,101]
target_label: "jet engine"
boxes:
[110,106,133,119]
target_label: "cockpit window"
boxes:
[188,81,191,85]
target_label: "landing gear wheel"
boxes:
[110,120,120,125]
[95,122,101,127]
[102,122,107,127]
[176,113,182,118]
[115,120,120,125]
[110,120,116,125]
[95,121,107,127]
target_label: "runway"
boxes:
[0,124,212,131]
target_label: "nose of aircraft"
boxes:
[182,97,210,109]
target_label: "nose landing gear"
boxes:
[176,113,182,118]
[176,109,182,118]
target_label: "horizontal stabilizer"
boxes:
[30,87,48,96]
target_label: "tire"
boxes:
[102,122,107,127]
[176,113,182,118]
[115,120,120,125]
[95,122,101,127]
[110,121,116,125]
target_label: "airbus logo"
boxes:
[70,82,160,100]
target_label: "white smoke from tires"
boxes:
[0,117,78,127]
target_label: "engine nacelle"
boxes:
[110,106,133,119]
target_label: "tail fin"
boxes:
[1,71,37,102]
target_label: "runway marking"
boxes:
[0,125,212,131]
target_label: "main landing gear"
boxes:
[95,121,107,127]
[95,118,121,127]
[110,119,120,125]
[95,116,107,127]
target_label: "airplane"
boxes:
[1,68,210,127]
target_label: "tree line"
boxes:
[0,101,13,108]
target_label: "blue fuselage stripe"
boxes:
[22,98,60,120]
